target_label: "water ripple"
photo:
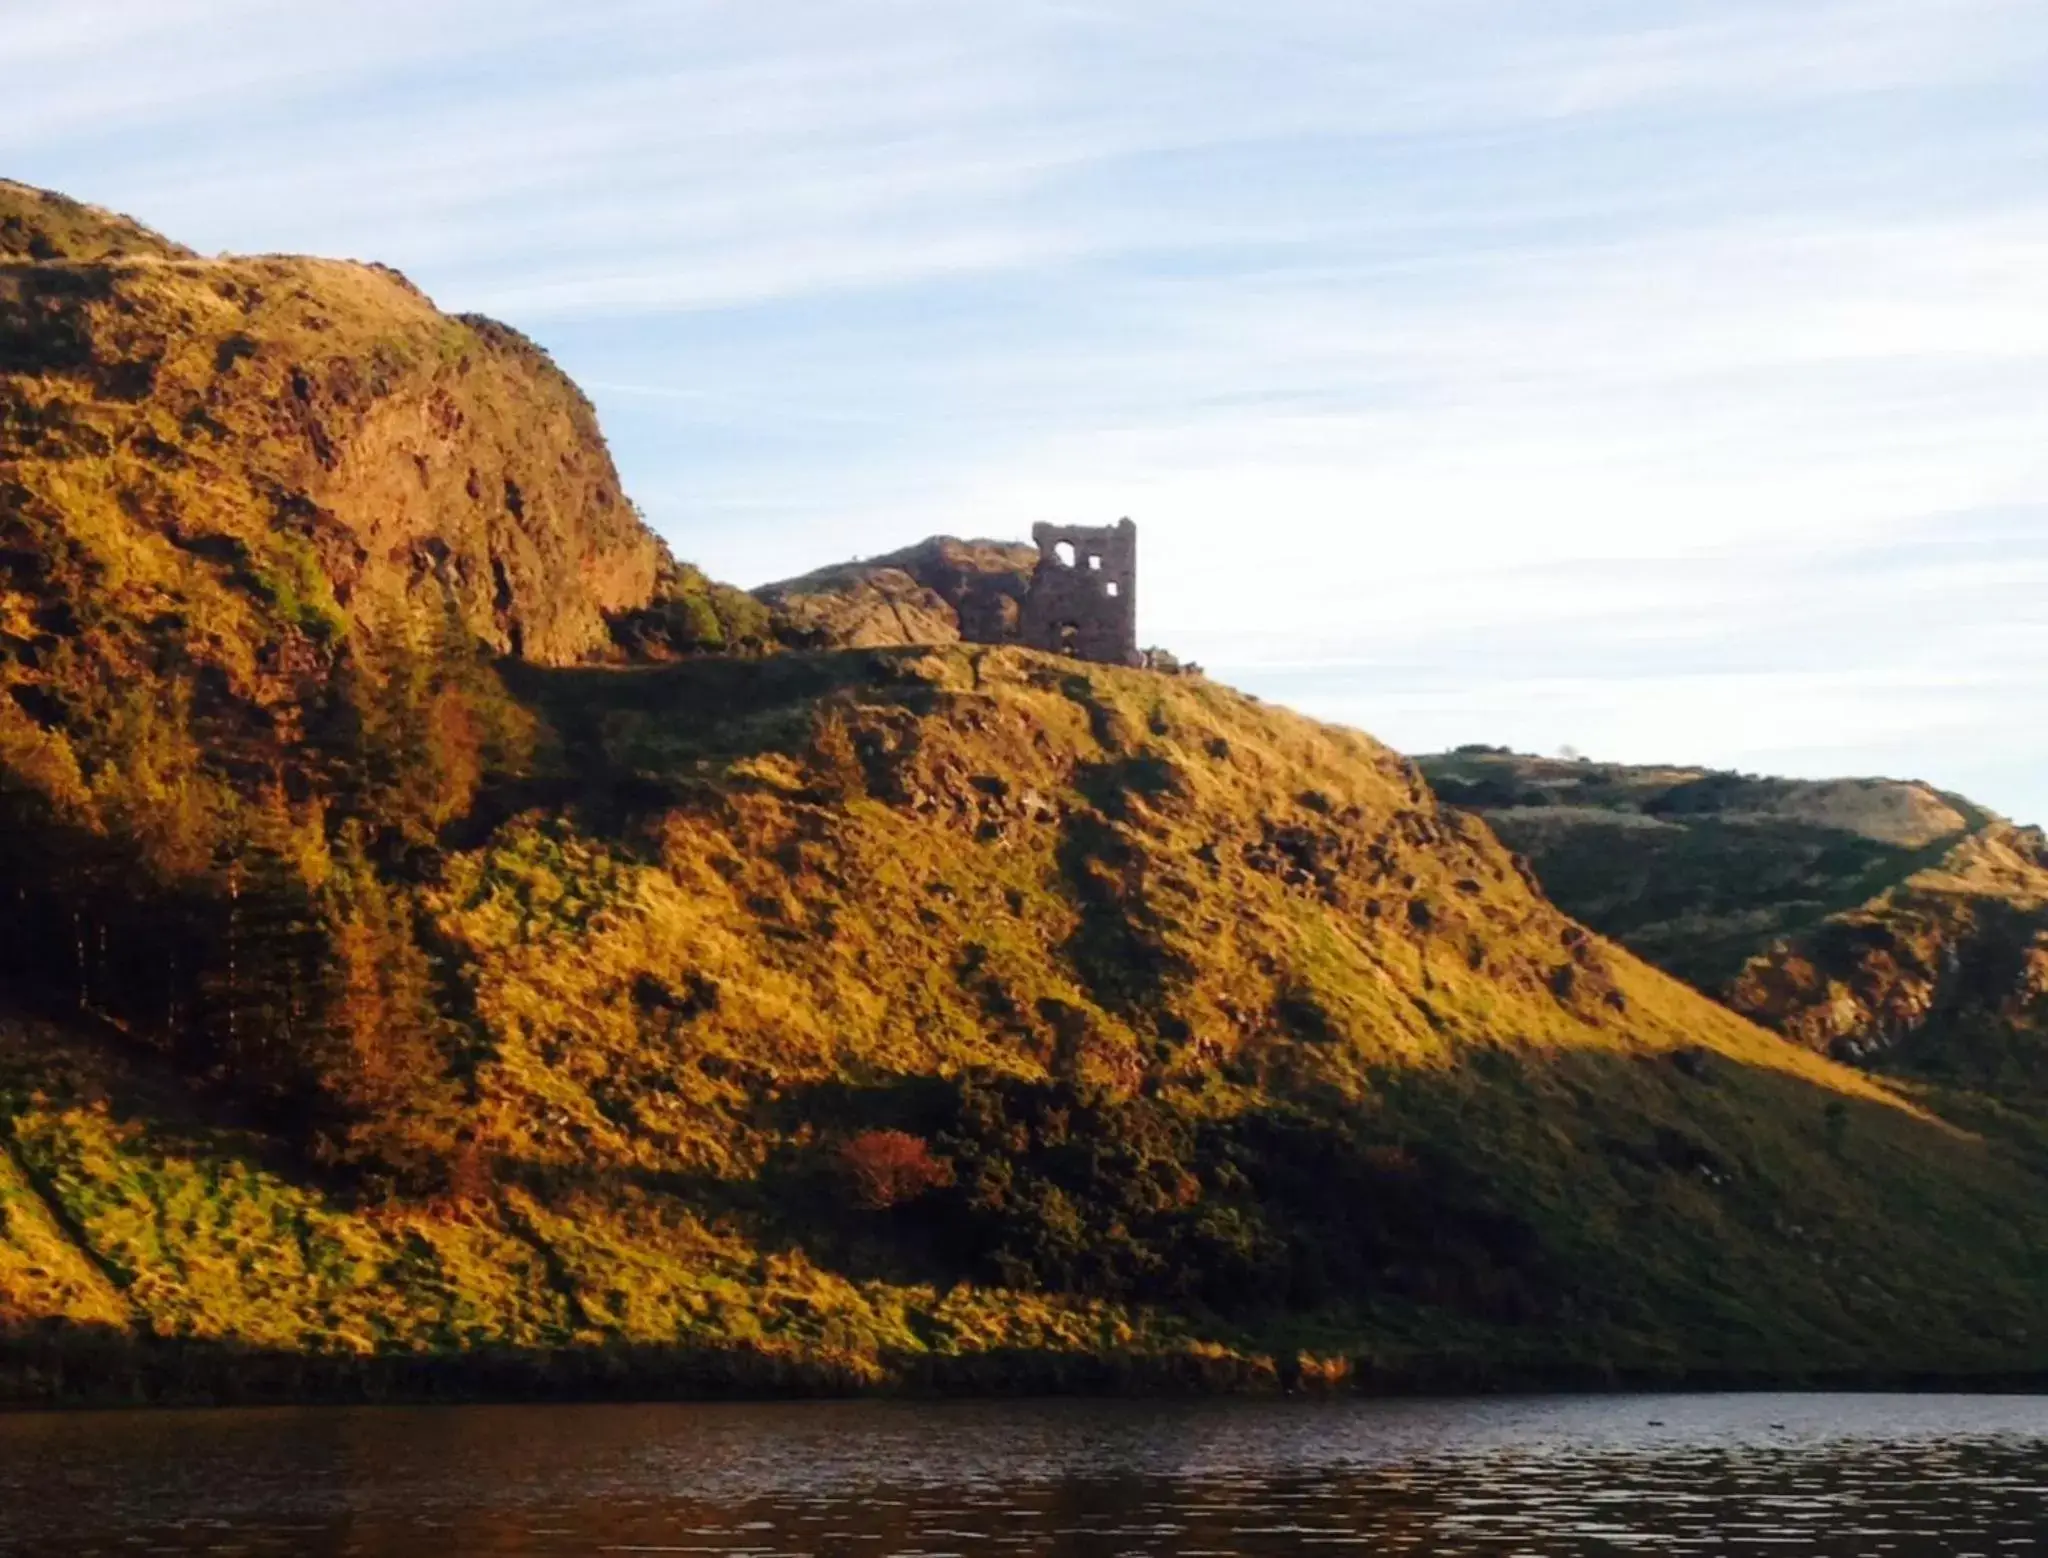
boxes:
[2,1394,2046,1556]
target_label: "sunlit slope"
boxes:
[0,180,772,1197]
[0,1013,1192,1389]
[462,647,1893,1165]
[7,649,2046,1396]
[0,180,780,677]
[0,180,194,264]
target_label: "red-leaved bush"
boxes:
[837,1130,953,1210]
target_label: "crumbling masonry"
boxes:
[1018,518,1138,666]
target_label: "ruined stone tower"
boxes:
[1018,519,1138,666]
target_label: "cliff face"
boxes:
[1420,749,2048,1089]
[0,183,758,1166]
[1,181,665,671]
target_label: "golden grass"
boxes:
[1,647,2044,1391]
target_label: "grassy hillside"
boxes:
[1728,825,2048,1088]
[3,186,2047,1402]
[1419,749,2048,1092]
[4,647,2047,1401]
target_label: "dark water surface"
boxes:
[3,1393,2045,1555]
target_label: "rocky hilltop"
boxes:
[0,182,197,264]
[1419,749,2048,1090]
[0,179,766,673]
[756,536,1039,649]
[1,180,662,666]
[2,188,2046,1402]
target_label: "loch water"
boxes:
[2,1392,2045,1556]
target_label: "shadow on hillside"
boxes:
[0,1318,885,1408]
[679,1042,2048,1376]
[471,649,959,846]
[501,648,953,757]
[9,1313,2044,1411]
[1476,808,1984,988]
[11,975,2048,1392]
[0,1007,361,1202]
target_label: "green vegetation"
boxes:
[1419,748,2048,1100]
[610,559,776,658]
[2,184,2047,1404]
[4,643,2045,1401]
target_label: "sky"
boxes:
[7,0,2047,821]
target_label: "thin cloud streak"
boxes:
[8,0,2046,821]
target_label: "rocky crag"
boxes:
[755,536,1040,650]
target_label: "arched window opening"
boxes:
[1054,541,1076,567]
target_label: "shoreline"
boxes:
[6,1332,2044,1411]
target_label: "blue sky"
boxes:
[9,0,2047,820]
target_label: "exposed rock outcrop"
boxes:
[756,535,1038,648]
[2,181,669,671]
[1725,823,2048,1082]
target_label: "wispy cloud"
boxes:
[9,0,2047,820]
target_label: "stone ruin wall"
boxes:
[1017,519,1138,666]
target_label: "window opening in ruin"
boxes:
[1022,518,1137,667]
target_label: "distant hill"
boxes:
[756,536,1039,648]
[1418,749,2048,1091]
[3,185,2047,1401]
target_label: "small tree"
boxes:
[837,1130,953,1211]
